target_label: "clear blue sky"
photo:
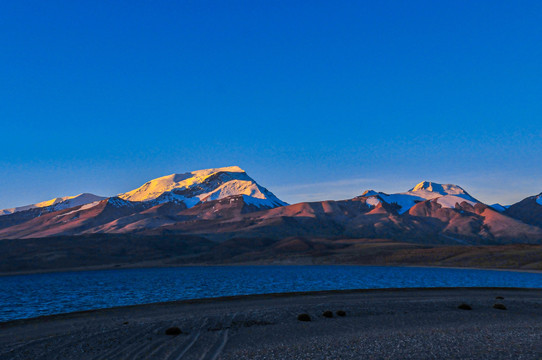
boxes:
[1,1,541,207]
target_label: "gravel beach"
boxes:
[1,288,542,359]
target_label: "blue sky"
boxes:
[1,1,541,207]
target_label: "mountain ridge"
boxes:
[0,193,106,216]
[117,166,287,208]
[358,180,479,215]
[0,169,540,246]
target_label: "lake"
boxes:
[1,265,542,322]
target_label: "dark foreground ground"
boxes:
[3,235,542,275]
[1,288,542,359]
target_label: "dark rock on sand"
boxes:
[458,303,472,310]
[240,319,273,327]
[322,310,333,318]
[165,326,183,335]
[493,303,507,310]
[496,296,504,300]
[297,313,311,321]
[336,310,346,317]
[3,288,542,360]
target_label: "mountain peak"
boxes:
[118,166,249,202]
[411,181,437,192]
[0,193,105,216]
[360,190,378,197]
[355,181,479,215]
[409,181,468,196]
[118,166,287,208]
[182,166,245,177]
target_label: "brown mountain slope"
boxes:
[0,198,148,239]
[144,197,542,244]
[91,195,274,235]
[1,194,541,245]
[505,195,542,228]
[0,207,49,231]
[403,200,542,244]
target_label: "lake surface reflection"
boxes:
[1,265,541,322]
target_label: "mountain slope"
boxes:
[140,189,542,245]
[505,193,542,228]
[118,166,287,208]
[357,183,542,244]
[215,182,541,244]
[0,177,540,245]
[0,197,150,239]
[361,181,479,214]
[0,166,288,239]
[0,193,105,216]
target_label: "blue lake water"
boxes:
[1,265,542,322]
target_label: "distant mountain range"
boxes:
[1,166,541,245]
[0,193,106,216]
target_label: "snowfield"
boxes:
[117,166,287,209]
[361,181,479,213]
[0,193,106,216]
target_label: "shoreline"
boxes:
[2,261,542,278]
[2,287,542,359]
[2,286,541,326]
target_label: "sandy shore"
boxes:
[1,288,542,359]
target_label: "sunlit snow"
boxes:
[117,166,287,209]
[0,193,106,216]
[365,197,381,207]
[361,181,479,214]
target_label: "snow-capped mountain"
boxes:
[359,181,479,214]
[0,172,540,245]
[0,193,106,216]
[118,166,287,208]
[0,166,289,238]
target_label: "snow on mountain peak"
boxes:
[0,193,106,216]
[118,166,287,208]
[359,181,478,214]
[118,166,245,202]
[406,181,476,205]
[365,197,381,207]
[409,181,468,197]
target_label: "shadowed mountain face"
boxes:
[505,193,542,228]
[0,171,541,246]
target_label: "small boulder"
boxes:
[165,327,183,335]
[458,303,472,310]
[495,296,504,300]
[336,310,346,317]
[322,310,333,318]
[493,303,507,310]
[297,313,311,322]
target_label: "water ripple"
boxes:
[1,265,541,322]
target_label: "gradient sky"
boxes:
[1,1,541,208]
